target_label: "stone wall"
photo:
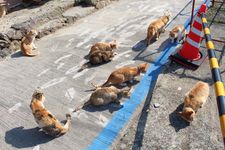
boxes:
[0,0,117,59]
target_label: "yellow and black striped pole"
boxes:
[201,13,225,145]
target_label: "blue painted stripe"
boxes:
[87,1,210,149]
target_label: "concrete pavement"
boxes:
[117,2,225,149]
[0,0,209,149]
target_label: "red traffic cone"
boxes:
[179,4,206,60]
[170,4,207,70]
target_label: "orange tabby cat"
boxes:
[92,63,148,88]
[169,25,186,43]
[177,81,209,122]
[0,4,6,18]
[21,29,39,57]
[146,12,170,45]
[30,89,71,137]
[73,86,130,112]
[79,40,117,71]
[89,40,117,56]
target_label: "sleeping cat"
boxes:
[0,5,6,18]
[79,40,117,71]
[92,63,148,88]
[89,40,117,56]
[169,25,186,43]
[177,81,209,122]
[146,12,170,45]
[73,86,130,112]
[30,89,71,137]
[21,29,39,57]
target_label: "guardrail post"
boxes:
[201,13,225,146]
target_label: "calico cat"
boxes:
[21,29,39,57]
[30,89,71,137]
[92,63,148,88]
[79,40,117,71]
[169,25,186,43]
[177,81,209,122]
[73,86,130,112]
[0,4,6,18]
[146,12,170,45]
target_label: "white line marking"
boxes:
[125,54,131,58]
[57,63,65,70]
[65,38,74,48]
[65,88,76,102]
[73,69,89,79]
[65,65,80,75]
[54,54,73,64]
[84,72,97,85]
[37,69,50,77]
[96,114,109,127]
[113,50,132,60]
[65,60,88,75]
[115,60,136,69]
[72,111,89,119]
[50,43,58,52]
[8,103,22,114]
[40,77,66,89]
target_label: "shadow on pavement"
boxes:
[5,126,55,148]
[83,103,124,114]
[169,103,190,132]
[167,63,213,85]
[133,38,171,63]
[10,51,24,58]
[131,68,160,149]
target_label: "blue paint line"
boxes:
[87,1,210,149]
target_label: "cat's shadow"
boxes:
[132,39,155,51]
[10,51,24,58]
[5,126,55,148]
[169,103,190,132]
[83,103,124,113]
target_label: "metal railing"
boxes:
[201,13,225,146]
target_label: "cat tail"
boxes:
[60,114,72,134]
[90,82,99,89]
[78,62,91,72]
[73,99,91,112]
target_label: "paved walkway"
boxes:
[0,0,206,149]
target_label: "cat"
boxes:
[79,40,117,71]
[30,89,71,137]
[92,63,148,88]
[21,29,39,57]
[89,40,117,56]
[177,81,209,122]
[146,12,170,45]
[0,5,6,18]
[73,86,130,112]
[169,25,186,43]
